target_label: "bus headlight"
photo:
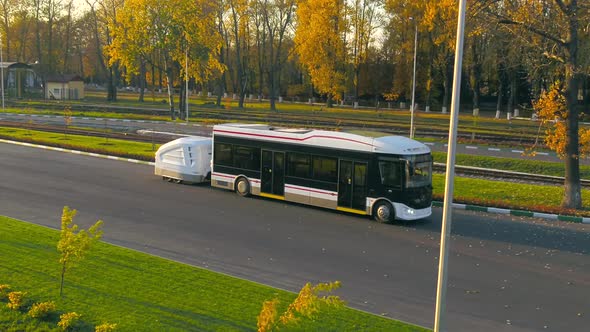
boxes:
[406,208,415,215]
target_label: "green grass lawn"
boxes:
[0,126,158,161]
[0,216,427,332]
[433,174,590,215]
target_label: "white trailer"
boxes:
[155,136,212,183]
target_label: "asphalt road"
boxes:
[1,142,589,331]
[4,111,590,166]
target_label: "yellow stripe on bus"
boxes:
[336,207,367,215]
[259,193,285,200]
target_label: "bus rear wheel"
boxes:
[373,201,394,223]
[235,177,251,197]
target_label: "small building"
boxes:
[45,74,84,100]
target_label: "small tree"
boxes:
[63,107,73,139]
[57,206,103,297]
[257,281,344,332]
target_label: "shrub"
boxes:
[0,284,10,300]
[7,291,27,310]
[257,299,279,332]
[58,312,82,331]
[95,322,118,332]
[257,281,344,331]
[28,301,57,319]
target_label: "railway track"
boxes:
[0,120,170,144]
[6,100,542,146]
[434,163,590,188]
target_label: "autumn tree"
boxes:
[109,0,222,119]
[481,0,590,209]
[57,206,103,297]
[0,0,19,59]
[85,0,125,101]
[348,0,380,102]
[382,1,421,105]
[294,0,348,106]
[221,0,251,108]
[260,0,296,111]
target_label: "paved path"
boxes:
[1,141,589,331]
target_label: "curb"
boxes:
[432,201,590,224]
[0,138,155,166]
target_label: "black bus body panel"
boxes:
[213,134,432,212]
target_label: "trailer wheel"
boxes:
[373,201,394,223]
[235,177,251,197]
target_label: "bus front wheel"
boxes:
[373,201,394,223]
[235,177,251,197]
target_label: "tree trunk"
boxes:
[216,77,224,107]
[326,95,333,108]
[563,74,582,209]
[506,73,516,114]
[60,263,66,297]
[107,64,118,102]
[442,59,452,111]
[139,60,146,102]
[178,83,185,120]
[267,36,276,112]
[470,41,481,111]
[562,8,582,209]
[165,63,175,120]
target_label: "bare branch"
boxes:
[542,51,565,63]
[498,19,566,47]
[553,0,570,16]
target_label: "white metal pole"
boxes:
[0,33,4,110]
[410,22,418,139]
[185,47,189,123]
[434,0,467,331]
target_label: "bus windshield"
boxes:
[405,154,432,188]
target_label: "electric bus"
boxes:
[210,123,432,222]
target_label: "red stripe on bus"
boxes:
[213,129,373,147]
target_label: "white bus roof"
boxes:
[213,123,430,155]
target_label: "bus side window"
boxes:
[312,156,337,182]
[233,145,260,170]
[214,143,233,166]
[287,153,311,178]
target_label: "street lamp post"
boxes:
[434,0,468,331]
[185,47,189,123]
[410,19,418,139]
[0,32,5,110]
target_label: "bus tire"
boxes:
[373,201,394,223]
[235,177,251,197]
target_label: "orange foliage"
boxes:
[534,82,590,158]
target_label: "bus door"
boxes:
[338,160,368,211]
[261,150,285,197]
